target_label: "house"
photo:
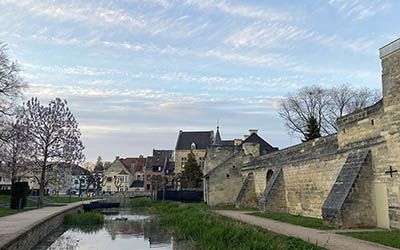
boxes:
[102,157,133,193]
[144,149,174,191]
[121,156,146,191]
[175,130,214,174]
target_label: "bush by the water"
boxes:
[130,199,324,250]
[64,212,104,226]
[10,182,30,210]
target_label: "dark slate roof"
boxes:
[130,180,144,188]
[145,157,153,170]
[242,133,279,156]
[71,164,90,176]
[175,131,214,150]
[152,150,173,167]
[213,126,222,145]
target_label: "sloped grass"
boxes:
[0,206,17,217]
[47,196,91,203]
[341,230,400,249]
[130,199,325,250]
[64,212,104,226]
[0,194,37,207]
[250,212,332,230]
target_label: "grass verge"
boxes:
[209,204,258,212]
[47,196,91,203]
[0,206,17,217]
[250,212,332,230]
[130,199,325,250]
[340,230,400,249]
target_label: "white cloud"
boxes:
[184,0,294,21]
[225,22,315,49]
[328,0,391,19]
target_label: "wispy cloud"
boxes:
[224,22,315,49]
[328,0,391,19]
[184,0,294,21]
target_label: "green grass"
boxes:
[46,196,91,203]
[249,212,332,230]
[341,230,400,249]
[64,212,104,226]
[130,199,325,250]
[209,204,258,211]
[0,195,37,207]
[0,206,17,217]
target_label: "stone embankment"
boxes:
[0,200,96,250]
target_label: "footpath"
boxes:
[215,210,398,250]
[0,200,95,249]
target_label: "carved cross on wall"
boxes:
[385,166,398,178]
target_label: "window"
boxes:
[107,177,112,182]
[147,175,151,181]
[107,186,111,191]
[74,180,79,184]
[0,176,2,182]
[137,175,141,180]
[146,184,151,190]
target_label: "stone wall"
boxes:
[1,205,83,250]
[204,151,250,206]
[204,145,235,175]
[175,149,207,174]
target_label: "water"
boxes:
[34,209,188,250]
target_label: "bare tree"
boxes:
[279,86,331,138]
[18,97,85,207]
[279,85,381,140]
[0,43,25,128]
[0,114,30,183]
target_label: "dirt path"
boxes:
[215,210,398,250]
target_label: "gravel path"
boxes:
[215,210,398,250]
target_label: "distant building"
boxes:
[144,149,174,191]
[174,130,214,174]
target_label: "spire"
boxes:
[214,125,222,145]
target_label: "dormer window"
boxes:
[191,142,196,150]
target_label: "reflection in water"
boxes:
[34,209,188,250]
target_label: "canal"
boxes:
[34,208,189,250]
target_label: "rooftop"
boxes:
[380,38,400,58]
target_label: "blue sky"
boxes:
[0,0,399,162]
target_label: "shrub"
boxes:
[10,182,30,210]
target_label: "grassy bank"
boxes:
[0,207,17,217]
[47,196,91,203]
[340,230,400,249]
[249,212,332,230]
[0,195,37,207]
[130,199,325,250]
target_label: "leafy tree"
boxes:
[181,151,203,189]
[18,97,85,207]
[303,116,321,142]
[94,156,104,172]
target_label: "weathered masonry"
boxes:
[205,38,400,229]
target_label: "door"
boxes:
[374,181,390,229]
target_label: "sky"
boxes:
[0,0,399,162]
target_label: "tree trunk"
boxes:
[38,165,46,207]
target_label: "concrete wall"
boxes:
[1,205,83,250]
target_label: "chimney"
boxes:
[234,139,242,146]
[249,129,258,135]
[243,135,249,140]
[115,156,120,161]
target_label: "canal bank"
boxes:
[0,200,97,250]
